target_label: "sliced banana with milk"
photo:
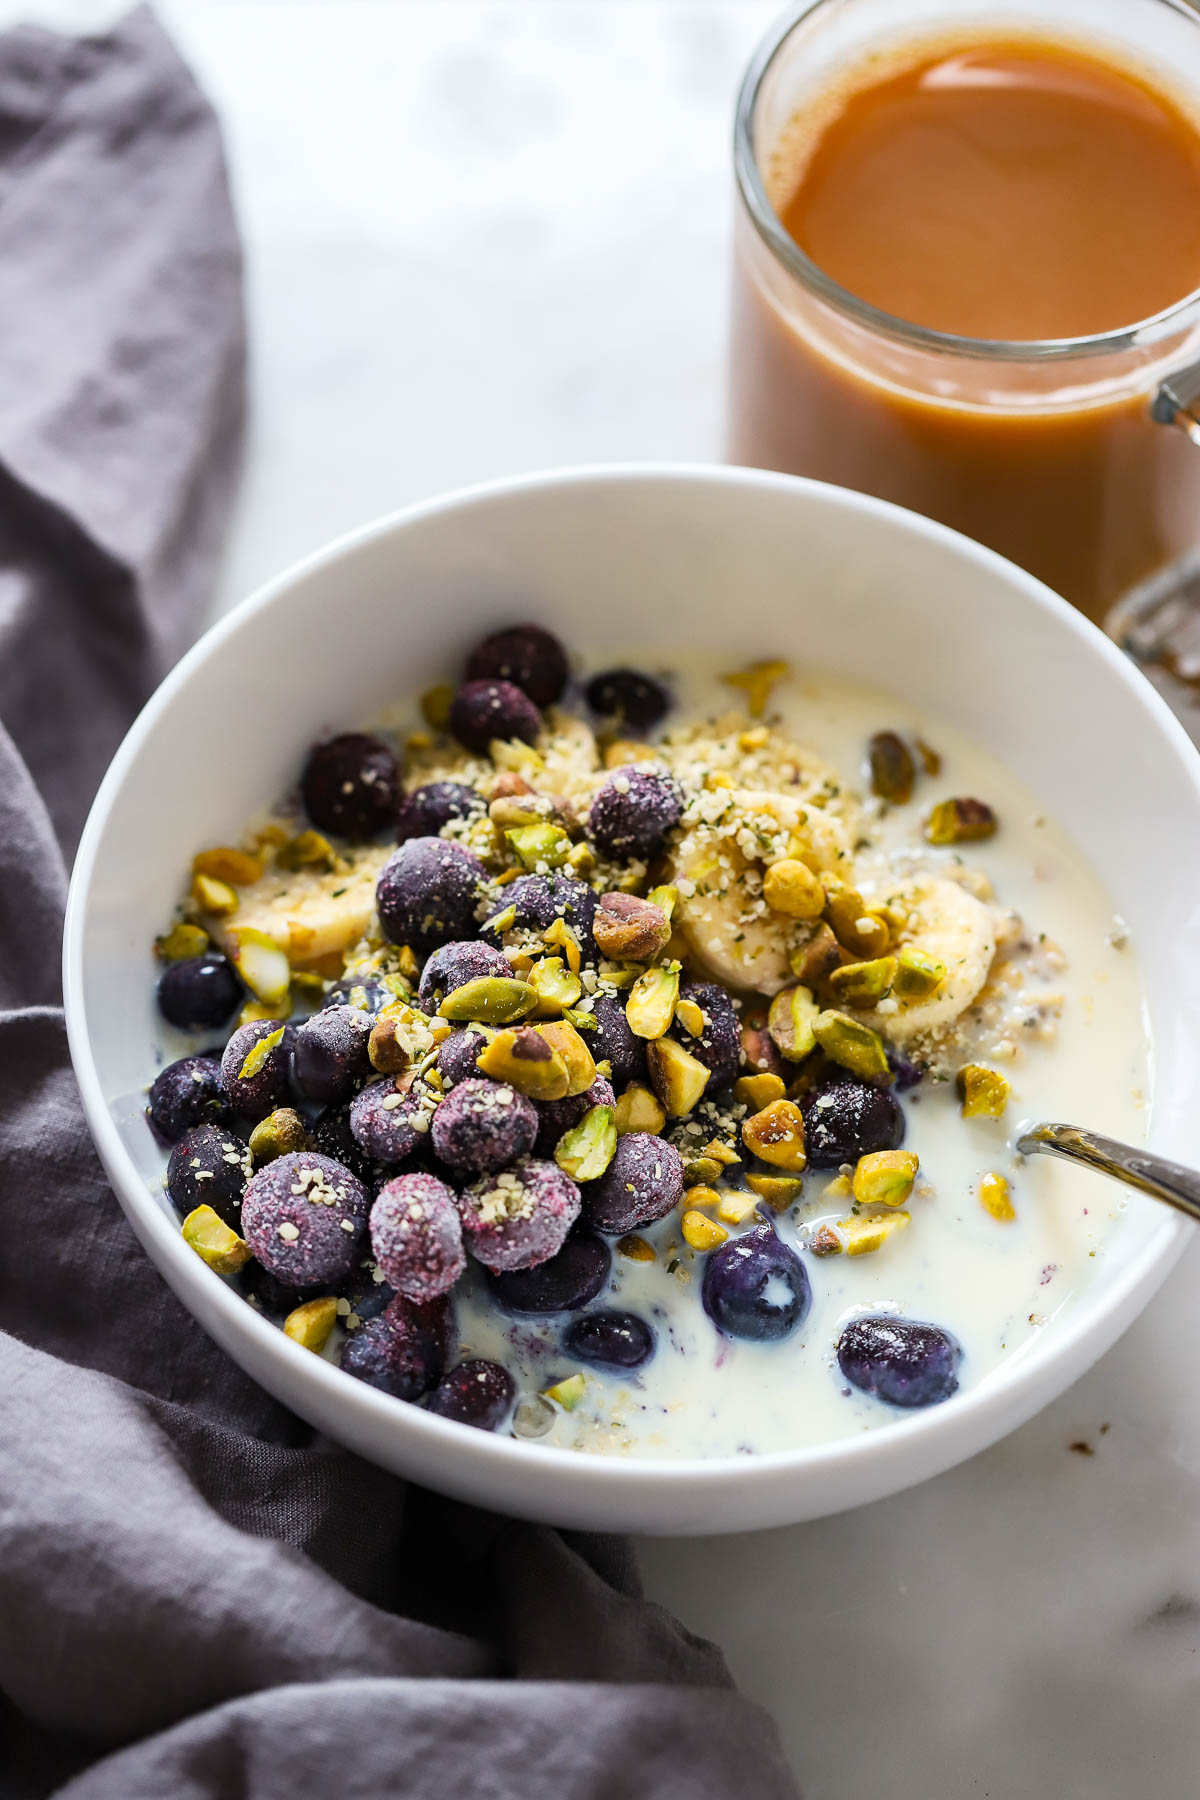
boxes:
[864,876,998,1043]
[216,845,390,971]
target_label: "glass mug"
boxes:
[728,0,1200,631]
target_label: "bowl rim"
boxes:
[63,461,1197,1500]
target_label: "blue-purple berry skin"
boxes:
[480,873,597,963]
[436,1027,488,1089]
[801,1079,905,1169]
[672,980,740,1091]
[220,1020,296,1122]
[838,1315,962,1408]
[395,780,485,844]
[147,1055,231,1144]
[426,1359,515,1430]
[587,768,682,861]
[370,1171,465,1300]
[702,1223,810,1343]
[349,1076,434,1166]
[589,994,647,1089]
[585,667,669,731]
[339,1293,452,1400]
[581,1132,684,1235]
[465,623,568,707]
[430,1076,538,1175]
[563,1308,655,1372]
[167,1124,252,1225]
[375,837,486,955]
[450,679,541,754]
[418,939,510,1013]
[487,1230,611,1314]
[888,1053,925,1093]
[241,1151,369,1286]
[290,1004,373,1106]
[534,1075,616,1158]
[240,1261,322,1320]
[157,953,241,1031]
[301,732,399,842]
[323,976,390,1015]
[311,1100,380,1188]
[459,1157,581,1273]
[337,1253,396,1324]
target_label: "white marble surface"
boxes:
[29,1,1200,1792]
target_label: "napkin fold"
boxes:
[0,10,797,1798]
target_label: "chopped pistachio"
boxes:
[618,1233,656,1262]
[248,1107,308,1163]
[506,823,572,869]
[892,945,946,1000]
[491,794,549,832]
[477,1026,571,1100]
[682,1210,728,1252]
[420,682,454,730]
[238,1026,285,1082]
[824,886,892,959]
[603,738,658,768]
[767,983,820,1061]
[823,1173,853,1202]
[237,999,279,1028]
[566,842,597,876]
[684,1182,721,1208]
[563,1007,598,1032]
[734,1072,786,1110]
[647,883,679,922]
[528,956,583,1016]
[275,829,338,873]
[683,1155,724,1185]
[542,915,582,974]
[625,962,681,1040]
[614,1083,667,1136]
[555,1104,618,1182]
[290,970,326,1002]
[594,892,671,962]
[957,1063,1011,1118]
[838,1210,911,1255]
[829,957,896,1009]
[716,1189,760,1225]
[703,1140,741,1168]
[544,1372,586,1411]
[788,920,843,985]
[867,732,916,805]
[181,1205,251,1273]
[193,846,263,887]
[808,1224,844,1257]
[745,1172,804,1210]
[762,858,826,920]
[738,726,770,751]
[741,1098,807,1172]
[813,1010,891,1083]
[925,797,998,845]
[535,1019,597,1096]
[674,998,705,1038]
[191,872,239,917]
[646,1036,710,1118]
[979,1171,1016,1221]
[227,927,291,1007]
[369,1002,436,1074]
[512,1395,556,1438]
[852,1148,919,1207]
[489,737,544,774]
[154,920,209,962]
[396,945,421,982]
[720,658,791,718]
[438,976,537,1025]
[283,1295,339,1353]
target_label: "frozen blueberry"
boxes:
[290,1004,374,1106]
[533,1075,615,1158]
[459,1157,581,1272]
[166,1123,252,1224]
[311,1100,379,1187]
[350,1075,437,1166]
[417,939,510,1013]
[436,1026,488,1088]
[339,1293,451,1400]
[584,668,670,731]
[563,1308,655,1372]
[465,623,569,707]
[801,1078,905,1169]
[239,1261,322,1321]
[589,994,647,1088]
[430,1077,538,1175]
[587,768,682,862]
[671,980,740,1091]
[480,872,597,963]
[888,1053,925,1093]
[450,679,541,754]
[581,1131,683,1235]
[370,1171,465,1300]
[301,732,399,842]
[487,1230,611,1314]
[337,1252,396,1325]
[220,1019,296,1122]
[147,1054,231,1144]
[395,780,485,844]
[426,1359,515,1430]
[702,1222,810,1343]
[375,837,486,955]
[837,1314,962,1408]
[323,976,390,1015]
[157,953,241,1031]
[241,1151,369,1286]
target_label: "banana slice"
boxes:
[865,876,997,1043]
[218,845,390,971]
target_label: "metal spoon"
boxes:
[1017,1123,1200,1225]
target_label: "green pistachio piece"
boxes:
[505,823,572,869]
[248,1107,308,1163]
[812,1010,891,1082]
[625,962,681,1040]
[828,956,896,1009]
[438,976,537,1025]
[614,1083,666,1135]
[683,1155,724,1185]
[647,883,679,922]
[544,1372,586,1411]
[283,1295,339,1352]
[745,1173,804,1210]
[925,797,997,844]
[851,1148,918,1207]
[528,956,583,1016]
[275,829,338,872]
[741,1099,807,1172]
[767,983,820,1061]
[646,1035,710,1118]
[238,1025,285,1082]
[563,1006,598,1032]
[788,920,842,985]
[957,1063,1010,1118]
[868,731,916,805]
[154,920,209,961]
[892,945,946,1000]
[476,1026,571,1100]
[536,1020,597,1096]
[555,1104,618,1182]
[481,903,518,936]
[181,1205,252,1273]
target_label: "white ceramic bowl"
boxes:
[65,465,1200,1535]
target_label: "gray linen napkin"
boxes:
[0,10,798,1797]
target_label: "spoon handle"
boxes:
[1017,1122,1200,1225]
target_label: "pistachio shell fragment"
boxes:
[614,1083,667,1135]
[925,797,998,844]
[763,858,826,919]
[837,1210,911,1255]
[646,1036,710,1118]
[618,1233,655,1261]
[979,1171,1016,1221]
[476,1026,571,1100]
[767,983,820,1061]
[192,872,238,917]
[506,823,572,869]
[536,1019,597,1097]
[283,1295,339,1353]
[274,830,338,873]
[868,732,916,805]
[733,1072,786,1111]
[741,1099,807,1172]
[682,1210,728,1252]
[544,1372,586,1411]
[438,976,537,1025]
[745,1173,803,1210]
[720,658,791,718]
[625,962,681,1040]
[852,1148,918,1208]
[193,846,264,887]
[154,920,209,962]
[181,1205,252,1273]
[957,1063,1011,1118]
[555,1104,618,1182]
[248,1107,308,1163]
[829,957,896,1009]
[227,927,291,1008]
[528,956,583,1016]
[892,945,946,1000]
[813,1010,891,1083]
[594,892,671,962]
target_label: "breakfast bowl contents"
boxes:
[65,467,1200,1531]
